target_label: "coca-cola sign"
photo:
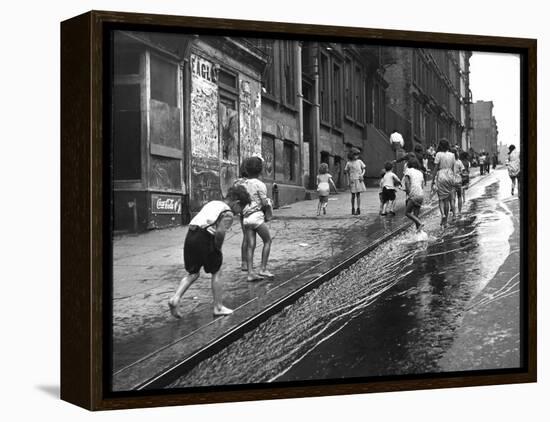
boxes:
[152,194,182,214]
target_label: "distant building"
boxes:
[471,100,499,155]
[385,48,471,151]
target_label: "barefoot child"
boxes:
[316,163,338,215]
[402,157,425,233]
[344,148,366,215]
[168,185,251,318]
[380,161,401,216]
[242,157,274,281]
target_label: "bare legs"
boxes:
[245,223,273,281]
[240,219,248,271]
[351,193,361,215]
[438,197,450,227]
[168,271,232,318]
[405,200,423,231]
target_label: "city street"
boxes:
[168,168,520,387]
[111,167,521,389]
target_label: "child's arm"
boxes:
[214,213,234,250]
[403,175,411,195]
[257,183,269,207]
[328,175,337,193]
[393,173,402,187]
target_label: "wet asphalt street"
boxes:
[168,168,521,388]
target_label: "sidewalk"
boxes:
[112,172,477,390]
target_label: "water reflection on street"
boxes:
[169,170,517,388]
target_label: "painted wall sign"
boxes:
[191,54,219,159]
[151,194,182,214]
[191,55,217,83]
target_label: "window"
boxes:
[253,39,277,97]
[281,40,295,106]
[320,52,330,123]
[344,58,353,117]
[113,46,143,181]
[332,61,343,128]
[218,69,238,91]
[113,84,142,180]
[283,142,295,181]
[354,65,364,123]
[150,54,177,107]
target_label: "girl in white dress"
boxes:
[344,149,366,215]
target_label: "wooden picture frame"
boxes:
[61,10,536,411]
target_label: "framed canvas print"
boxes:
[60,10,537,410]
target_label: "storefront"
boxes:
[112,32,266,232]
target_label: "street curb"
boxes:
[135,173,486,390]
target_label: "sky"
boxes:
[469,52,521,151]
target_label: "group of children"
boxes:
[169,146,447,319]
[316,148,427,235]
[168,156,274,319]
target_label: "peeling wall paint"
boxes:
[239,77,262,159]
[190,54,220,207]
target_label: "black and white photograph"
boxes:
[109,29,525,392]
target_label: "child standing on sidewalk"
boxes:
[402,157,426,233]
[242,157,274,281]
[380,161,401,216]
[344,148,366,215]
[316,163,338,215]
[168,185,251,318]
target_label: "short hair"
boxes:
[244,156,264,178]
[438,138,450,152]
[384,161,393,171]
[226,184,251,207]
[414,144,424,153]
[509,144,516,152]
[318,162,329,174]
[239,161,249,178]
[407,157,421,169]
[459,151,470,161]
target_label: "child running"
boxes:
[344,148,366,215]
[402,157,426,233]
[316,163,338,215]
[168,185,251,318]
[380,161,401,216]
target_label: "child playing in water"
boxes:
[380,161,401,216]
[344,148,366,215]
[168,185,251,318]
[316,162,338,215]
[402,157,426,233]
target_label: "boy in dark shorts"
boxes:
[168,185,251,318]
[380,161,401,216]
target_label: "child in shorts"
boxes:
[380,161,401,216]
[316,163,338,215]
[402,157,425,233]
[168,185,251,318]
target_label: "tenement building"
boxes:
[385,47,472,151]
[111,31,473,232]
[471,100,499,156]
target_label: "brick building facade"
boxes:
[385,47,472,151]
[471,100,499,155]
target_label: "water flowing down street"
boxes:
[169,168,520,388]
